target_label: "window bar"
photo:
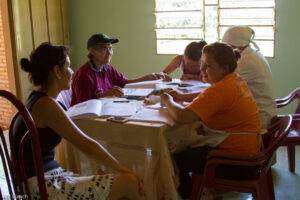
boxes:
[154,27,203,30]
[156,37,205,41]
[219,7,274,10]
[220,0,273,2]
[153,0,158,54]
[203,0,206,40]
[218,0,221,42]
[220,25,274,27]
[153,10,203,14]
[272,2,276,57]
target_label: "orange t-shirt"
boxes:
[187,73,261,154]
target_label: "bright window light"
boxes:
[154,0,276,57]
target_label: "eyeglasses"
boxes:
[94,46,114,53]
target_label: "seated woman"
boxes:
[160,42,262,199]
[222,25,277,128]
[13,43,145,200]
[161,40,207,81]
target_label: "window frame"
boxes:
[153,0,276,57]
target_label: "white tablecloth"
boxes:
[55,79,210,199]
[55,118,178,200]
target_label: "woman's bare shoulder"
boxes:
[31,96,64,117]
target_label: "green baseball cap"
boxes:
[87,33,119,49]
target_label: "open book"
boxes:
[129,107,175,126]
[67,99,137,119]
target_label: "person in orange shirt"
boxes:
[160,42,262,199]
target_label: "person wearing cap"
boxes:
[222,25,277,128]
[71,33,162,106]
[160,40,207,81]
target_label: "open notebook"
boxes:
[67,99,137,119]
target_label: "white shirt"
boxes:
[236,46,277,128]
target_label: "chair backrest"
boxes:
[204,115,292,180]
[56,88,72,109]
[259,115,292,170]
[196,115,292,199]
[0,90,48,200]
[276,87,300,114]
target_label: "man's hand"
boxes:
[101,86,124,97]
[142,73,159,81]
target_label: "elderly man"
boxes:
[71,33,161,105]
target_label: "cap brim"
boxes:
[109,38,119,44]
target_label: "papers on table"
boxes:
[122,88,154,97]
[67,99,137,119]
[145,102,161,109]
[129,107,175,126]
[125,78,209,93]
[67,79,210,124]
[177,83,211,93]
[125,79,162,89]
[67,99,175,126]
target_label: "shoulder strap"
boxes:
[25,91,47,111]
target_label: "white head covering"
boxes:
[222,25,260,51]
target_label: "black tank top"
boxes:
[13,91,62,178]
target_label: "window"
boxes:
[154,0,276,57]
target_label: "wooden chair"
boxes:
[276,87,300,172]
[0,90,48,199]
[191,115,292,200]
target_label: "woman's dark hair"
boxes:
[20,42,70,87]
[202,42,240,73]
[184,40,207,62]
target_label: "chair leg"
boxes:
[266,170,275,200]
[191,173,202,200]
[287,145,295,172]
[256,177,267,200]
[256,170,275,200]
[191,173,207,200]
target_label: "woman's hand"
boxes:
[180,73,202,81]
[168,90,184,102]
[158,72,172,82]
[160,93,171,107]
[141,72,173,82]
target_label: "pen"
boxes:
[113,100,130,103]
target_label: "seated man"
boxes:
[71,33,163,105]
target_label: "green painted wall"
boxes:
[68,0,300,114]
